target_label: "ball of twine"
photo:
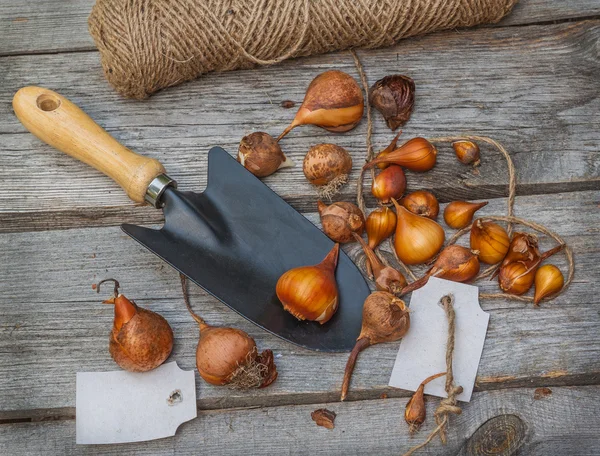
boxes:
[88,0,518,99]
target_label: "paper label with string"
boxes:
[388,277,489,402]
[76,362,197,444]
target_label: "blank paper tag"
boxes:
[388,277,489,402]
[76,362,197,444]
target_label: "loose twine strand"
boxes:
[402,295,463,456]
[351,54,574,304]
[88,0,518,99]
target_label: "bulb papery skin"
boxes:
[371,165,406,203]
[534,264,564,305]
[359,291,410,345]
[392,199,445,265]
[238,132,293,177]
[363,137,437,172]
[400,190,439,220]
[303,143,352,186]
[453,140,480,166]
[196,326,257,385]
[443,201,488,230]
[318,201,365,243]
[501,232,540,267]
[276,244,339,324]
[369,75,415,131]
[109,303,174,373]
[366,207,396,249]
[470,219,510,264]
[278,71,364,139]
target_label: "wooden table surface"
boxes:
[1,1,599,454]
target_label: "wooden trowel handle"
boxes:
[13,86,166,204]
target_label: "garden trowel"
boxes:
[13,86,370,352]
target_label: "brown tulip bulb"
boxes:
[276,244,339,324]
[371,165,406,203]
[365,207,397,249]
[181,275,277,389]
[401,190,439,219]
[341,292,410,400]
[443,201,488,230]
[364,137,437,172]
[405,372,446,433]
[353,233,407,294]
[318,201,365,243]
[278,71,364,140]
[470,220,510,264]
[238,132,294,177]
[453,140,480,166]
[534,264,564,305]
[303,144,352,198]
[369,75,415,130]
[401,245,480,294]
[501,232,541,267]
[392,199,445,265]
[97,279,173,373]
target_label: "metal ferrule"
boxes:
[145,174,177,208]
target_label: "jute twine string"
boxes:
[88,0,518,98]
[402,295,463,456]
[351,54,573,305]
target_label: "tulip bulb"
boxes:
[278,71,364,140]
[363,137,437,172]
[443,201,488,230]
[453,140,480,166]
[341,292,410,400]
[276,244,339,324]
[470,219,510,264]
[371,165,406,203]
[369,75,415,131]
[181,276,277,388]
[353,233,407,294]
[534,264,564,305]
[97,279,173,372]
[318,201,365,243]
[365,207,397,249]
[405,372,446,433]
[401,245,480,294]
[303,144,352,198]
[391,199,445,265]
[238,132,294,177]
[400,190,439,220]
[501,232,541,267]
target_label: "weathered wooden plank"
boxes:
[1,0,600,56]
[1,386,599,455]
[0,191,598,419]
[1,20,599,232]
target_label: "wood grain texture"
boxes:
[1,0,600,55]
[1,20,599,232]
[0,386,598,455]
[0,191,598,419]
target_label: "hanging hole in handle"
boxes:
[36,94,61,112]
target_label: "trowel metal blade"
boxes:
[122,147,370,352]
